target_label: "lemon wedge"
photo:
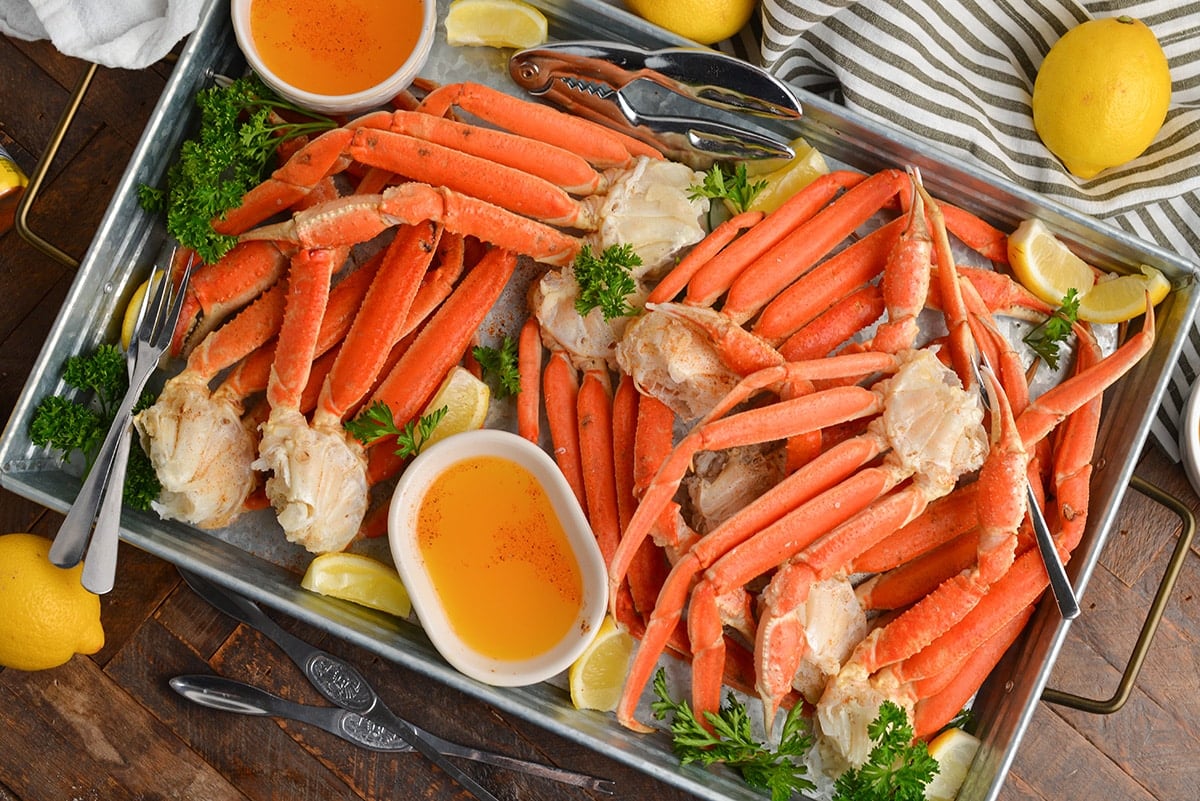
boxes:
[743,138,830,215]
[568,615,636,711]
[421,366,491,450]
[1008,218,1096,306]
[923,727,981,801]
[1075,264,1170,324]
[445,0,548,49]
[301,552,412,617]
[120,277,153,351]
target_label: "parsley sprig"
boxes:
[345,401,448,459]
[29,344,162,510]
[138,74,336,264]
[1023,288,1080,369]
[832,701,939,801]
[688,163,767,214]
[650,668,815,801]
[573,243,642,321]
[473,337,520,398]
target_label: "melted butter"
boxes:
[249,0,423,95]
[416,455,584,662]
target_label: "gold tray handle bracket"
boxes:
[1042,474,1195,715]
[15,62,98,269]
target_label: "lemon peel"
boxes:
[743,139,830,215]
[924,727,981,801]
[421,366,491,449]
[568,615,635,711]
[1032,16,1171,179]
[1008,218,1096,306]
[301,552,412,617]
[445,0,548,50]
[120,277,152,351]
[624,0,756,46]
[1075,264,1170,324]
[0,533,104,671]
[1009,218,1168,324]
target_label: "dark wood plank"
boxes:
[1000,705,1158,801]
[0,656,248,801]
[91,541,181,667]
[105,607,364,801]
[0,489,55,536]
[161,579,689,801]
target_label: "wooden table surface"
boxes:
[2,34,1198,801]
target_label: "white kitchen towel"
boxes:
[0,0,205,69]
[756,0,1200,459]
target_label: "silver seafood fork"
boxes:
[971,359,1081,620]
[50,243,194,594]
[169,674,616,794]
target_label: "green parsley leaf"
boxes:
[142,74,336,264]
[832,701,938,801]
[473,337,521,398]
[345,401,447,459]
[1023,288,1080,370]
[62,343,126,419]
[651,668,815,801]
[688,163,767,214]
[30,346,162,509]
[30,395,105,460]
[573,243,642,321]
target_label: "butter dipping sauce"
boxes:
[388,430,608,686]
[231,0,436,115]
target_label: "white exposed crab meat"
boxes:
[813,350,987,769]
[253,410,368,554]
[529,266,646,372]
[586,156,709,276]
[816,660,915,773]
[133,376,256,530]
[790,577,870,705]
[877,348,987,494]
[684,444,786,534]
[615,307,744,421]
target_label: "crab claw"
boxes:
[133,374,257,529]
[254,410,369,554]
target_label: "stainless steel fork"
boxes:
[972,359,1081,620]
[50,242,194,593]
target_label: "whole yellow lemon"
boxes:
[0,533,105,671]
[1032,16,1171,179]
[624,0,757,46]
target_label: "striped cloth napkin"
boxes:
[751,0,1200,459]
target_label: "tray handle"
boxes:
[1041,474,1194,714]
[15,62,98,269]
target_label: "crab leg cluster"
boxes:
[132,74,1156,772]
[518,162,1155,768]
[134,80,671,552]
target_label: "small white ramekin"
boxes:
[388,429,609,687]
[1179,380,1200,497]
[230,0,436,116]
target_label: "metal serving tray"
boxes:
[2,1,1197,799]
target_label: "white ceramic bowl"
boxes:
[388,429,608,686]
[1179,379,1200,497]
[230,0,436,115]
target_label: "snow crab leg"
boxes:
[241,182,581,266]
[134,277,289,529]
[815,297,1154,766]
